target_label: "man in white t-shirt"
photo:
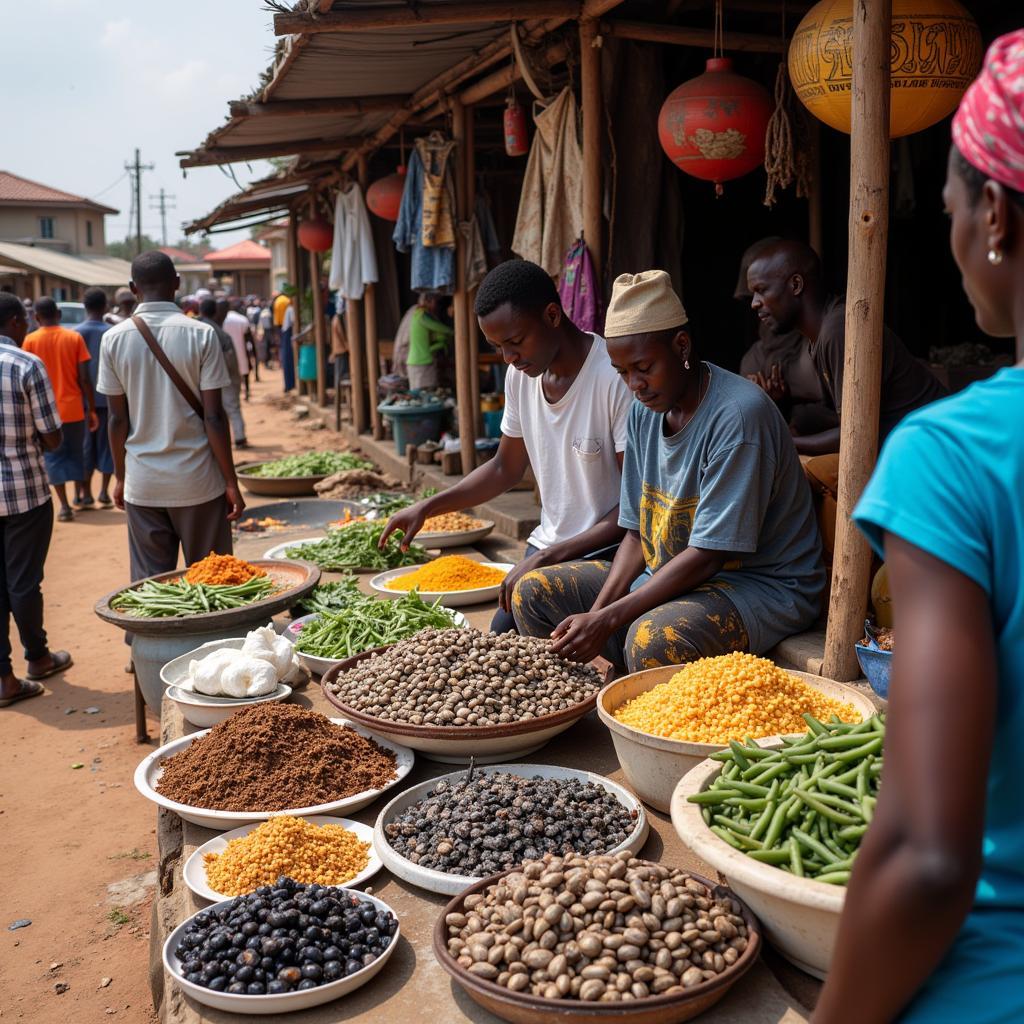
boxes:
[380,259,631,632]
[222,298,253,401]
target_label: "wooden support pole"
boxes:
[452,98,476,476]
[465,104,482,438]
[355,154,382,439]
[580,18,604,289]
[286,213,302,393]
[347,299,367,432]
[309,246,327,408]
[821,0,892,682]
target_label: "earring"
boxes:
[988,248,1003,266]
[684,359,690,370]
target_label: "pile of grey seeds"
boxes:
[444,852,751,1003]
[324,628,601,726]
[383,772,638,877]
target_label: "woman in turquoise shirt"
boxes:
[813,31,1024,1023]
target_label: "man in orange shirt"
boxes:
[24,297,98,521]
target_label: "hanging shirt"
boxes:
[853,369,1024,1024]
[393,149,455,293]
[502,335,630,551]
[512,87,585,278]
[618,364,825,654]
[328,184,378,301]
[407,308,453,367]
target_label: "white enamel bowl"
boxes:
[373,764,649,896]
[134,718,415,830]
[368,562,513,607]
[163,890,399,1014]
[183,816,382,903]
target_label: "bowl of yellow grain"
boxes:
[597,654,877,812]
[369,555,513,607]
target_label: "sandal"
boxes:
[98,494,114,509]
[0,680,44,708]
[26,650,73,681]
[57,507,74,523]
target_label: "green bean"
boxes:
[791,827,841,865]
[746,848,791,865]
[834,737,884,762]
[689,789,742,805]
[247,450,374,478]
[789,837,805,876]
[793,788,862,826]
[728,740,751,771]
[814,870,852,885]
[710,826,746,851]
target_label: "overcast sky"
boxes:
[6,0,281,249]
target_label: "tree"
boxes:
[107,235,159,260]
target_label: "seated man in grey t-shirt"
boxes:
[513,270,826,672]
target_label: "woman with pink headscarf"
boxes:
[813,30,1024,1023]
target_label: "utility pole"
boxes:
[124,149,154,257]
[149,188,176,246]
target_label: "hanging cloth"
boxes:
[415,134,457,248]
[328,184,378,300]
[558,237,602,334]
[392,149,455,293]
[512,87,585,277]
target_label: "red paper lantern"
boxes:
[504,99,529,157]
[658,57,772,195]
[366,166,407,221]
[298,217,333,252]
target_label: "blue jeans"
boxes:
[280,327,295,392]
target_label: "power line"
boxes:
[89,170,129,201]
[148,188,177,246]
[124,149,154,258]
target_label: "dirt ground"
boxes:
[0,370,333,1023]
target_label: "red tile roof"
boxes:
[0,170,117,214]
[205,239,272,264]
[159,246,202,264]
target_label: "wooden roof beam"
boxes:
[273,1,581,36]
[602,19,785,52]
[178,136,362,168]
[228,95,406,118]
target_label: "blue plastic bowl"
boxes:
[855,644,891,700]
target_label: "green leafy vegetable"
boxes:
[247,450,374,478]
[295,576,363,615]
[285,520,428,571]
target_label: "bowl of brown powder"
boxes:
[134,703,415,830]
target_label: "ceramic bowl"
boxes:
[597,666,878,812]
[433,868,761,1024]
[415,519,494,549]
[671,746,843,979]
[183,816,383,903]
[165,683,292,729]
[368,562,513,607]
[163,890,399,1014]
[373,764,649,895]
[134,718,414,830]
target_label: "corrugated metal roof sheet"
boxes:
[0,242,132,287]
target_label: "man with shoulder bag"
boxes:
[97,251,245,581]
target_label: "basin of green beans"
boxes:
[688,713,885,885]
[246,450,374,478]
[292,589,458,660]
[110,576,275,618]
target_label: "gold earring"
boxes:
[988,248,1003,266]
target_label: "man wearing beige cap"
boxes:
[513,270,825,671]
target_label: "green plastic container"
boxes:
[378,401,445,455]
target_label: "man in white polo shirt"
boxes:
[380,259,631,632]
[98,251,245,582]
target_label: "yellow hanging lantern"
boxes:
[788,0,982,138]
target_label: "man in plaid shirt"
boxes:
[0,293,72,707]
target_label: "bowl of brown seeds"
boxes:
[433,851,761,1024]
[321,627,607,764]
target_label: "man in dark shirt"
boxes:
[746,239,947,455]
[74,288,113,508]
